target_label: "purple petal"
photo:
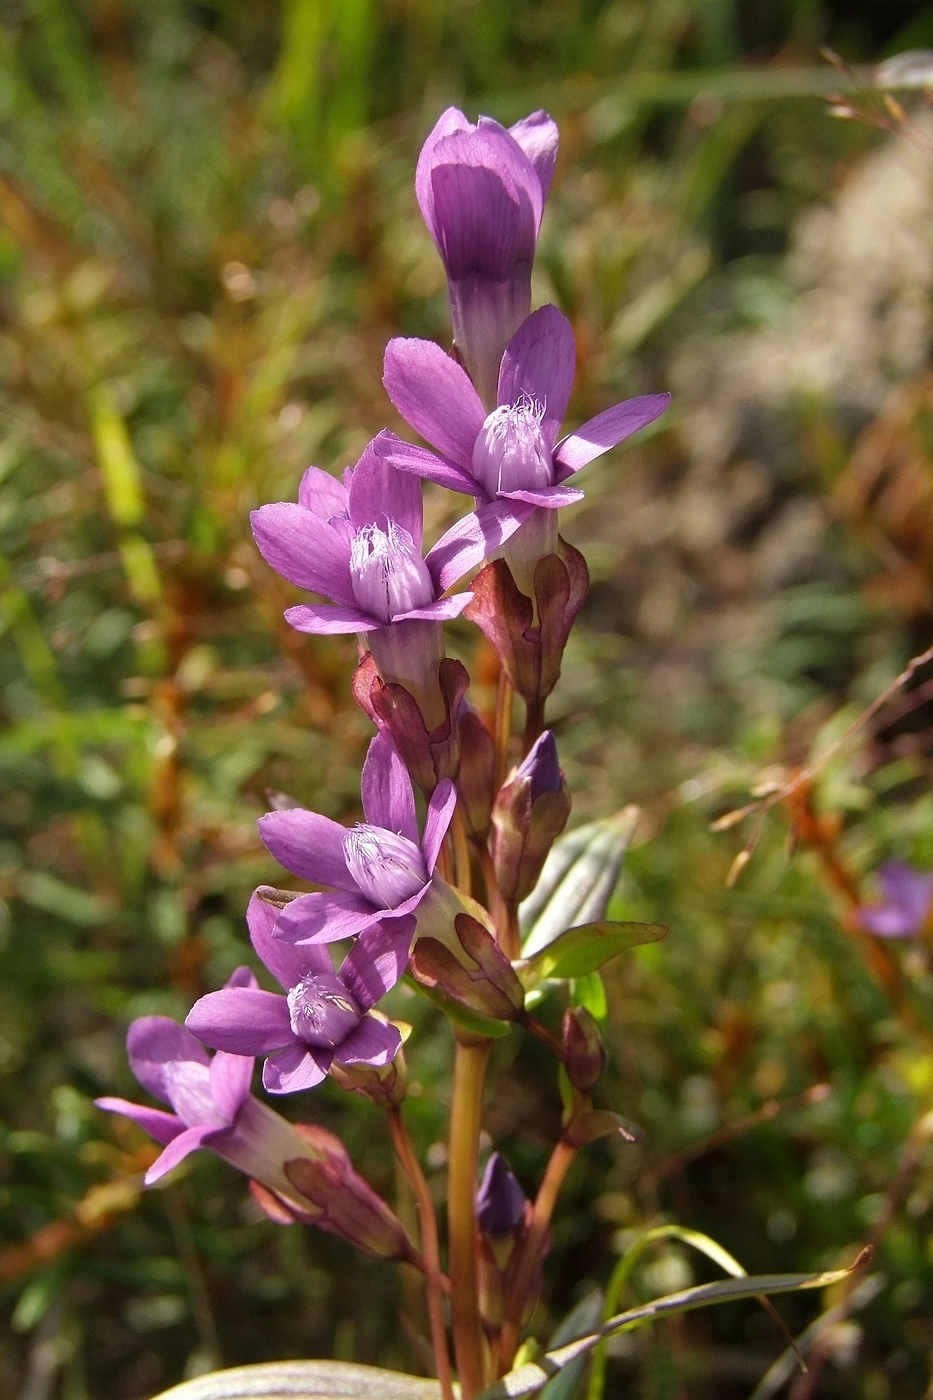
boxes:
[262,1043,330,1095]
[144,1124,215,1183]
[186,988,294,1057]
[95,1097,184,1147]
[498,306,575,447]
[423,779,458,873]
[297,465,350,519]
[348,437,424,547]
[383,338,484,467]
[429,125,542,278]
[273,891,379,946]
[501,484,585,508]
[360,731,418,842]
[127,1016,210,1103]
[250,504,354,604]
[258,809,357,891]
[225,965,258,991]
[858,906,919,938]
[375,432,479,496]
[284,602,381,634]
[415,107,472,239]
[334,1015,402,1068]
[209,1051,254,1120]
[554,393,671,474]
[878,860,933,924]
[508,111,559,200]
[247,890,331,988]
[339,916,415,1012]
[394,595,473,624]
[426,497,532,593]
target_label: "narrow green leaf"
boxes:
[477,1251,871,1400]
[151,1359,443,1400]
[521,809,639,956]
[539,1289,604,1400]
[519,922,666,986]
[89,382,145,528]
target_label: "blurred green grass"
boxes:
[3,1,933,1396]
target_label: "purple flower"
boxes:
[416,107,558,405]
[255,730,457,950]
[97,990,416,1259]
[380,306,669,587]
[96,970,328,1195]
[185,891,412,1095]
[251,435,527,725]
[857,860,933,938]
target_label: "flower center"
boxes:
[472,394,552,497]
[349,519,435,623]
[343,824,429,909]
[287,974,363,1049]
[163,1061,230,1130]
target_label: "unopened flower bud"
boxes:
[477,1152,528,1237]
[562,1006,606,1092]
[491,731,571,904]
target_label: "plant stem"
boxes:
[522,697,545,757]
[389,1108,455,1400]
[494,668,515,790]
[448,1033,492,1398]
[498,1138,577,1371]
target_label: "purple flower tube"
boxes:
[417,107,558,406]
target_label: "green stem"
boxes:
[448,1033,493,1398]
[389,1108,455,1400]
[498,1138,577,1371]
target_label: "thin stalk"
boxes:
[389,1108,455,1400]
[498,1138,576,1371]
[448,1034,492,1398]
[501,901,521,961]
[452,804,474,899]
[522,697,545,757]
[494,669,515,790]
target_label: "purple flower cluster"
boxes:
[98,104,668,1263]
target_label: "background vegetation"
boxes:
[3,1,933,1396]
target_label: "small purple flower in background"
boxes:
[251,437,526,726]
[256,730,457,948]
[96,970,328,1194]
[186,891,413,1094]
[381,305,669,589]
[417,107,558,406]
[857,860,933,938]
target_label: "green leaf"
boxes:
[521,809,640,957]
[539,1289,604,1400]
[151,1360,443,1400]
[476,1251,871,1400]
[519,921,666,986]
[568,972,607,1022]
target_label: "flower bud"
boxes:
[477,1152,528,1238]
[491,731,571,904]
[561,1006,606,1093]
